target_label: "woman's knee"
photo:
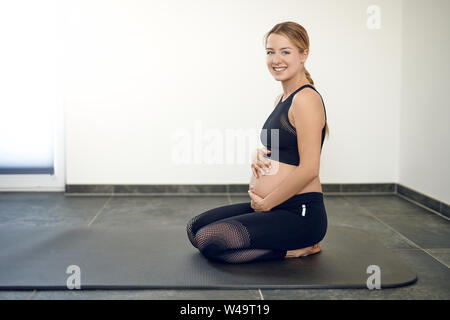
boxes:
[186,215,200,248]
[194,220,251,255]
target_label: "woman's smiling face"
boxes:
[265,33,308,80]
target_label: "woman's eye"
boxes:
[266,51,289,55]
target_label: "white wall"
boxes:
[400,0,450,204]
[63,0,403,185]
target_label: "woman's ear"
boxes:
[301,48,309,62]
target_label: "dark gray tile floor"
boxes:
[0,192,448,300]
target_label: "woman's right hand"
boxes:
[251,148,272,178]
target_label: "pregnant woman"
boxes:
[186,21,329,263]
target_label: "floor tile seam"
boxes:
[344,197,450,269]
[258,289,264,300]
[422,249,450,269]
[26,289,36,300]
[87,195,113,227]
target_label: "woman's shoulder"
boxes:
[293,85,321,103]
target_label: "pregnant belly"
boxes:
[249,159,298,199]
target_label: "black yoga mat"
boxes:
[0,224,417,290]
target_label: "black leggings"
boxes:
[186,192,328,264]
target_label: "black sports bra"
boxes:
[260,84,327,166]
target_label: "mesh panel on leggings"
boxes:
[195,220,251,254]
[186,215,200,248]
[213,248,286,264]
[194,220,286,263]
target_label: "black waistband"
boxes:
[272,192,324,210]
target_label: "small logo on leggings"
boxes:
[301,204,306,216]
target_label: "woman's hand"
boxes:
[248,188,273,212]
[251,148,272,178]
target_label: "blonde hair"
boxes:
[264,21,329,137]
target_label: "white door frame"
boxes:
[0,87,65,192]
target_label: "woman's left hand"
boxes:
[248,189,273,212]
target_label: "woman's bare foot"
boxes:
[285,243,321,259]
